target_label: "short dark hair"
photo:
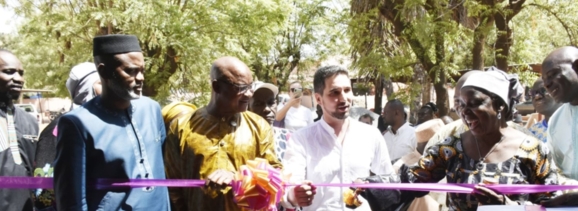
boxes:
[313,65,349,94]
[93,54,121,78]
[421,102,438,113]
[386,99,405,113]
[359,113,374,121]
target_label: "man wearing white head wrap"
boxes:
[65,62,102,109]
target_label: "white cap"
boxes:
[252,81,279,96]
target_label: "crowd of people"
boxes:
[1,34,578,211]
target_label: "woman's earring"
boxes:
[497,112,502,120]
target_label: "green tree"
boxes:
[250,0,349,92]
[2,0,289,105]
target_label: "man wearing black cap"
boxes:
[0,49,39,211]
[53,35,170,211]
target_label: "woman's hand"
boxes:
[472,185,515,205]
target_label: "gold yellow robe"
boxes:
[164,107,281,211]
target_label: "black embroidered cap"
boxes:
[93,34,142,56]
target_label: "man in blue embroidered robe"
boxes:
[53,35,170,211]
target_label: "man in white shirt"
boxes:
[382,99,417,162]
[282,65,394,211]
[539,47,578,208]
[542,46,578,180]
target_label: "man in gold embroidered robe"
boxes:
[164,57,281,211]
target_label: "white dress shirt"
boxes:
[281,118,393,211]
[383,122,417,162]
[547,103,578,180]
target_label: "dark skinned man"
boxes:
[0,49,39,211]
[54,35,170,211]
[164,57,281,211]
[527,78,562,143]
[383,99,416,162]
[416,102,438,126]
[540,46,578,208]
[541,46,578,180]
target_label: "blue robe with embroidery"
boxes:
[54,96,170,211]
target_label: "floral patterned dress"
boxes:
[407,135,559,211]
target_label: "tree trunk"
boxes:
[433,22,449,117]
[472,0,495,70]
[472,17,494,70]
[373,73,384,115]
[422,77,431,105]
[410,64,425,124]
[493,0,527,72]
[494,13,511,71]
[384,78,394,100]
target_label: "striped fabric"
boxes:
[0,115,7,151]
[6,107,21,165]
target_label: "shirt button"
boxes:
[219,141,225,147]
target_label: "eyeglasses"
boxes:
[215,79,254,94]
[290,88,302,93]
[529,87,548,98]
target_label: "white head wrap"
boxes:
[462,67,523,114]
[65,62,100,109]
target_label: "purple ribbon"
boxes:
[2,177,577,194]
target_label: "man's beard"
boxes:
[327,105,349,120]
[0,91,20,103]
[330,111,349,120]
[107,78,140,101]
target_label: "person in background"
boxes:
[67,62,102,110]
[390,119,446,211]
[526,78,562,143]
[0,49,40,211]
[281,65,393,211]
[54,34,170,210]
[275,81,313,131]
[382,99,416,162]
[248,81,292,162]
[377,110,389,135]
[416,102,438,126]
[33,62,102,211]
[164,57,280,211]
[358,113,374,125]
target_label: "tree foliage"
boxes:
[349,0,578,116]
[2,0,290,106]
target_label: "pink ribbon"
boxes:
[3,176,577,194]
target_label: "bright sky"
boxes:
[0,1,21,35]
